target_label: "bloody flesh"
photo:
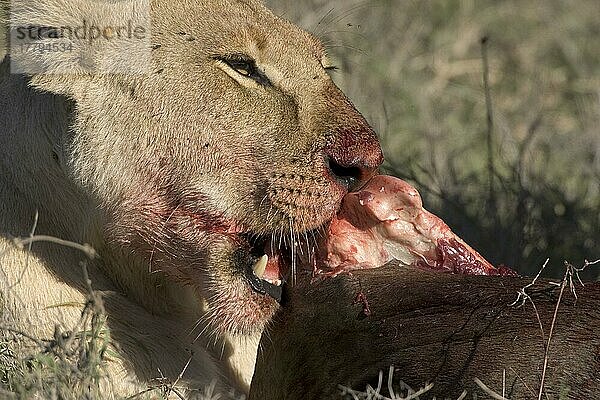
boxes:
[310,175,516,277]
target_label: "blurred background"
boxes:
[267,0,599,278]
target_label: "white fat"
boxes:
[383,241,415,266]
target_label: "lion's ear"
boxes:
[7,0,150,95]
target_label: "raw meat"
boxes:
[311,175,516,277]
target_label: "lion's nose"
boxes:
[324,126,384,192]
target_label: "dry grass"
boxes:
[339,366,436,400]
[0,263,113,399]
[0,248,177,400]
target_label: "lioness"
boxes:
[0,0,382,397]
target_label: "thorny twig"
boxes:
[537,258,599,400]
[12,235,97,259]
[510,258,549,308]
[510,259,549,347]
[510,258,599,400]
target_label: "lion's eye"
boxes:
[229,60,252,76]
[324,65,339,77]
[215,54,271,86]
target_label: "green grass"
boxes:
[0,282,112,399]
[268,0,600,278]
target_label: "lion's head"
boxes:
[8,0,383,335]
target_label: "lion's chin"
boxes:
[205,279,281,336]
[202,287,282,337]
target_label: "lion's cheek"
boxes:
[102,188,226,282]
[101,189,280,334]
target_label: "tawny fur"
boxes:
[0,0,383,397]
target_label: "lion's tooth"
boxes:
[253,255,268,278]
